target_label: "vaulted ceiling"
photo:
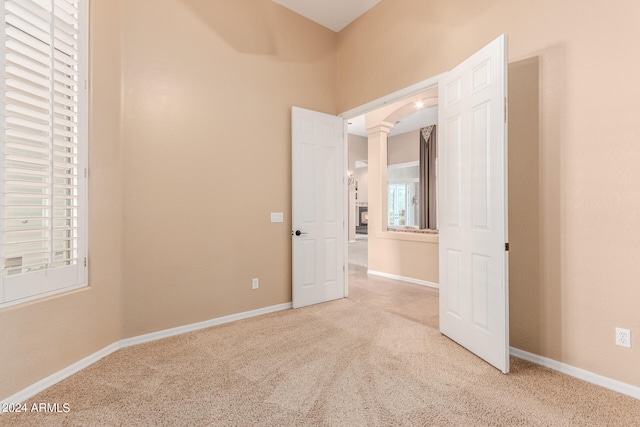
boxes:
[271,0,381,32]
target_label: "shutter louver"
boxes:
[3,0,80,278]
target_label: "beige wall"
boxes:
[0,0,124,399]
[339,0,640,387]
[388,130,419,166]
[348,134,368,171]
[120,0,337,337]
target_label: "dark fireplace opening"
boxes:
[356,206,368,234]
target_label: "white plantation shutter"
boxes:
[1,0,88,306]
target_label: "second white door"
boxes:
[291,107,346,309]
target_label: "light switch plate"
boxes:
[271,212,284,223]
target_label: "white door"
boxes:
[292,107,346,309]
[438,35,509,372]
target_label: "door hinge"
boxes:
[504,97,507,123]
[84,257,87,267]
[84,168,88,178]
[505,243,509,251]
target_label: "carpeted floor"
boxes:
[2,293,639,426]
[348,262,439,330]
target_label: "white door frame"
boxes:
[338,73,446,296]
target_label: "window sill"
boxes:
[1,283,89,310]
[378,230,439,243]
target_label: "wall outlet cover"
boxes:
[615,327,631,348]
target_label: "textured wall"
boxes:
[120,0,337,337]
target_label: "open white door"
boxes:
[438,35,509,372]
[292,107,346,309]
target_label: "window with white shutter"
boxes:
[1,0,88,307]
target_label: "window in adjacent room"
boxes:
[0,0,89,307]
[387,161,420,228]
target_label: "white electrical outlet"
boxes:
[615,327,631,348]
[252,278,259,290]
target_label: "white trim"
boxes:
[343,118,349,299]
[0,283,88,310]
[339,73,446,119]
[1,303,292,406]
[78,0,90,288]
[120,302,292,348]
[1,342,119,407]
[367,269,439,289]
[510,347,640,400]
[3,305,639,405]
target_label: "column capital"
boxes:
[366,121,395,136]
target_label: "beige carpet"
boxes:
[348,263,439,330]
[3,298,640,426]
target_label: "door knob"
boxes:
[293,230,307,236]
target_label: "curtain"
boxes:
[419,125,437,230]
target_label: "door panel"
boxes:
[292,107,345,309]
[445,115,462,227]
[438,34,509,373]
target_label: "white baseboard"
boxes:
[1,303,292,406]
[6,304,638,406]
[367,269,439,289]
[120,302,292,348]
[1,342,120,407]
[510,347,640,400]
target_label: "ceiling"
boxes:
[271,0,381,32]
